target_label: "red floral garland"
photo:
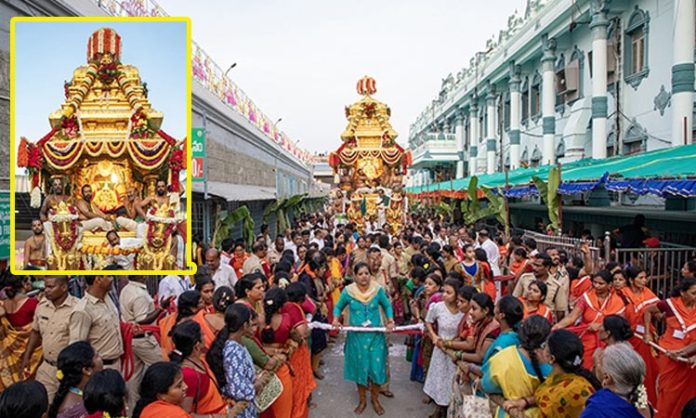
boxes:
[60,115,80,139]
[97,62,120,85]
[130,111,155,139]
[169,148,184,192]
[52,207,79,251]
[146,208,177,248]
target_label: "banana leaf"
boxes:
[460,176,481,225]
[262,199,283,224]
[532,167,561,233]
[480,187,509,235]
[434,201,453,222]
[212,206,255,249]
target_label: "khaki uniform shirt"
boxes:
[371,267,392,294]
[513,272,569,313]
[380,248,398,279]
[69,292,123,360]
[120,281,155,323]
[32,295,78,363]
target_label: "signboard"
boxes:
[192,128,206,182]
[0,192,9,260]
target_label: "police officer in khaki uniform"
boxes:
[21,276,77,402]
[119,276,164,410]
[68,269,123,370]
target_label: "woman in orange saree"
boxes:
[644,278,696,418]
[159,290,203,360]
[620,266,660,406]
[192,286,233,350]
[133,361,239,418]
[519,280,552,323]
[553,271,626,369]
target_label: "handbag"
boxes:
[254,366,284,412]
[460,380,490,418]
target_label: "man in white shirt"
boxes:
[285,231,303,261]
[310,228,325,250]
[476,229,501,277]
[205,248,238,289]
[157,275,191,303]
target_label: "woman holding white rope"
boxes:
[332,261,394,416]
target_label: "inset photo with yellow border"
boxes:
[10,17,195,275]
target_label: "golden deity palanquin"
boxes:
[17,27,184,270]
[328,77,411,233]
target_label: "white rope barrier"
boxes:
[308,322,424,334]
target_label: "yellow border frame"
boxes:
[10,16,197,276]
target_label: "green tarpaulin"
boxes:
[405,144,696,194]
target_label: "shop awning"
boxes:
[191,181,277,202]
[406,144,696,198]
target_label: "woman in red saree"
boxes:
[169,321,227,416]
[553,270,626,369]
[620,266,659,406]
[644,278,696,418]
[0,275,40,390]
[278,283,316,418]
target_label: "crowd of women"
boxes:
[1,211,696,418]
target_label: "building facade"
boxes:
[408,0,695,187]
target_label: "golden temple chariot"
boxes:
[328,76,411,232]
[17,28,185,271]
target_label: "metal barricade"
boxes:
[521,230,603,267]
[522,229,696,298]
[612,247,696,299]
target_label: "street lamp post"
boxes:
[224,63,237,76]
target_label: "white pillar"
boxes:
[455,112,466,178]
[591,2,609,159]
[486,84,497,174]
[509,63,522,169]
[672,0,695,146]
[541,34,557,165]
[469,100,479,176]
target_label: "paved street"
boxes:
[311,335,432,418]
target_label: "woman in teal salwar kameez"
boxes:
[333,262,395,416]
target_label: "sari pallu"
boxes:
[621,287,659,407]
[283,303,316,418]
[481,346,551,418]
[182,365,227,415]
[535,372,594,418]
[158,312,177,360]
[655,296,696,418]
[140,400,192,418]
[578,290,626,369]
[0,317,42,390]
[192,310,218,350]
